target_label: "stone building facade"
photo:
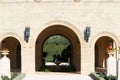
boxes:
[0,0,120,75]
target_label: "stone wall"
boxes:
[0,0,119,75]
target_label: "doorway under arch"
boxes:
[35,25,81,73]
[95,36,117,72]
[0,37,21,72]
[42,35,73,72]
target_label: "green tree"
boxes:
[43,35,70,62]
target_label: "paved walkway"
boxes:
[23,72,93,80]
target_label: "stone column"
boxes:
[107,54,117,76]
[0,59,1,77]
[0,43,2,59]
[118,59,120,80]
[113,41,116,58]
[81,47,94,75]
[22,43,35,74]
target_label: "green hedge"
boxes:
[13,73,25,80]
[90,72,105,80]
[90,72,117,80]
[1,73,25,80]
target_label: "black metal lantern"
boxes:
[84,27,90,42]
[24,26,30,42]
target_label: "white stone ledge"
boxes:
[45,62,70,66]
[0,0,120,3]
[0,0,33,3]
[41,0,74,1]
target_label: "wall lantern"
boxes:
[24,26,30,43]
[84,26,90,42]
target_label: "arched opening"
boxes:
[0,37,21,72]
[35,25,81,73]
[95,36,117,72]
[42,35,73,72]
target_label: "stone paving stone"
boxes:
[23,73,93,80]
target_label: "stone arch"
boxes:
[90,32,120,72]
[0,32,24,47]
[31,20,85,48]
[0,32,24,72]
[35,20,83,72]
[90,32,120,48]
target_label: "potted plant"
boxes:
[107,45,116,56]
[1,48,10,56]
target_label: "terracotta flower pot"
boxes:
[1,50,10,56]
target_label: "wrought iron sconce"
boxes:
[84,26,90,42]
[24,26,30,43]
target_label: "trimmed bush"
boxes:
[106,75,117,80]
[90,72,117,80]
[1,73,25,80]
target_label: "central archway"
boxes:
[35,25,81,72]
